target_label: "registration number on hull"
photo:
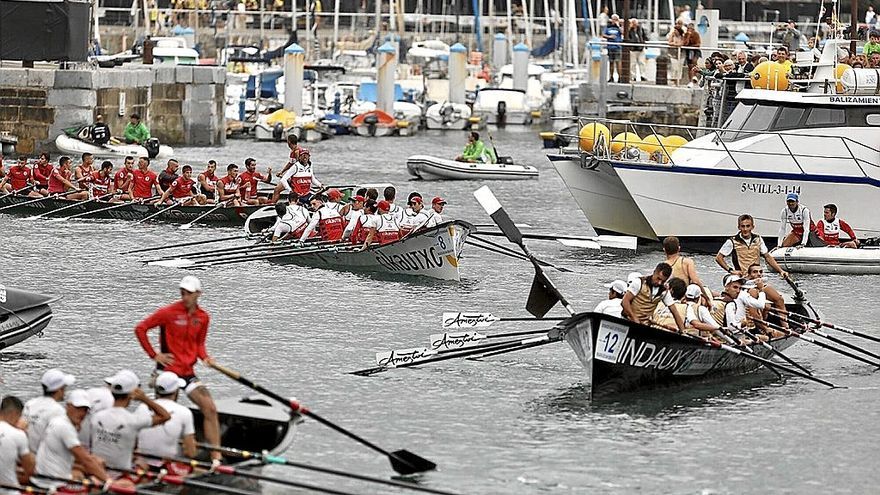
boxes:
[741,182,801,196]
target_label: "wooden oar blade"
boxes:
[596,235,638,251]
[441,312,498,328]
[556,238,602,250]
[473,186,522,245]
[389,449,437,475]
[525,268,560,318]
[147,258,196,268]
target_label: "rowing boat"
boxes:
[0,284,58,350]
[406,155,539,181]
[561,300,819,398]
[770,246,880,274]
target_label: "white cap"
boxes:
[66,389,92,409]
[179,275,203,293]
[86,387,115,412]
[685,284,702,300]
[41,369,75,392]
[603,280,628,295]
[723,274,746,287]
[105,369,139,395]
[627,272,642,284]
[155,371,187,395]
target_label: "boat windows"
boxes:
[805,107,845,126]
[720,103,753,140]
[867,114,880,125]
[773,106,806,130]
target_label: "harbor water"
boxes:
[1,129,878,494]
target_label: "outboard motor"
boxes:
[333,92,342,114]
[272,123,284,141]
[496,100,507,126]
[440,103,454,125]
[144,138,161,158]
[364,113,379,137]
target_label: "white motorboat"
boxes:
[151,36,200,65]
[54,134,173,159]
[425,102,474,130]
[406,155,538,180]
[770,246,880,274]
[393,101,423,136]
[473,88,532,125]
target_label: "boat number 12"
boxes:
[595,320,629,363]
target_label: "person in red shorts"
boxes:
[158,165,206,205]
[32,152,54,197]
[217,163,243,206]
[238,157,272,205]
[0,156,42,198]
[129,157,162,201]
[134,276,221,463]
[48,156,88,200]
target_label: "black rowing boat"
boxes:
[0,284,58,350]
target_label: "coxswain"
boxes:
[268,198,310,242]
[621,263,686,332]
[593,280,627,317]
[218,163,243,206]
[455,131,496,163]
[159,165,206,205]
[136,371,198,463]
[0,155,41,198]
[123,113,151,145]
[715,214,789,278]
[48,156,88,200]
[239,158,273,205]
[0,396,35,493]
[32,389,112,490]
[22,369,75,453]
[91,114,111,146]
[89,370,171,471]
[274,149,321,204]
[662,236,710,300]
[778,193,814,247]
[32,152,53,196]
[157,159,180,192]
[814,203,859,248]
[73,152,95,192]
[341,195,367,241]
[112,156,135,202]
[89,160,115,199]
[299,193,344,242]
[130,157,163,201]
[383,186,405,223]
[399,195,429,237]
[422,196,447,228]
[198,160,219,204]
[134,276,222,462]
[361,200,401,246]
[270,134,306,202]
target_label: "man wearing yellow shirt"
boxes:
[775,46,793,73]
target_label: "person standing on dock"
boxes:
[134,276,223,463]
[716,214,789,277]
[123,114,151,145]
[778,193,814,247]
[602,15,623,82]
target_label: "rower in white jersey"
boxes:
[0,396,35,495]
[593,280,626,317]
[422,196,447,229]
[341,194,366,241]
[383,186,405,223]
[136,372,197,463]
[279,150,322,203]
[399,195,430,237]
[299,193,345,242]
[78,382,115,445]
[33,389,111,489]
[325,188,344,214]
[22,369,74,453]
[778,192,814,247]
[268,197,311,242]
[89,370,171,471]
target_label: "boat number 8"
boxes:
[437,236,446,250]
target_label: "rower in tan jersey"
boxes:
[662,236,711,302]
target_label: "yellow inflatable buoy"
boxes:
[835,63,851,93]
[266,109,297,127]
[610,132,642,154]
[750,61,789,91]
[662,134,688,153]
[578,123,610,152]
[639,134,664,155]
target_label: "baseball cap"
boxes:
[685,284,702,300]
[352,194,366,203]
[106,369,139,395]
[603,280,628,295]
[327,188,342,201]
[742,279,757,289]
[41,369,75,392]
[432,196,447,205]
[627,271,642,284]
[179,275,202,293]
[723,274,745,286]
[155,371,187,395]
[87,387,115,412]
[377,200,391,211]
[410,196,423,204]
[786,193,799,201]
[66,389,92,409]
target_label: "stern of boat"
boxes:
[190,396,303,457]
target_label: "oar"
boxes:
[26,192,112,220]
[0,483,46,494]
[134,199,185,225]
[122,234,251,255]
[58,195,161,221]
[32,474,166,495]
[473,229,638,251]
[770,307,880,345]
[209,361,437,475]
[472,222,532,229]
[440,311,567,329]
[741,328,813,376]
[180,200,233,229]
[0,184,34,199]
[780,273,806,301]
[119,466,260,495]
[466,236,578,274]
[196,443,462,495]
[200,244,358,268]
[0,191,66,211]
[756,318,880,368]
[772,314,880,362]
[142,237,335,263]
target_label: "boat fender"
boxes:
[144,138,161,159]
[272,123,284,141]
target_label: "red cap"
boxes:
[432,196,447,205]
[410,196,423,204]
[377,200,391,212]
[353,195,366,202]
[327,188,342,200]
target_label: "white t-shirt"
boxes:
[718,235,769,257]
[90,406,153,470]
[423,210,443,228]
[594,298,623,317]
[136,399,195,460]
[626,279,675,307]
[685,302,720,329]
[725,291,767,329]
[388,203,405,224]
[78,387,115,446]
[0,420,29,494]
[34,415,80,483]
[22,396,65,453]
[399,209,429,230]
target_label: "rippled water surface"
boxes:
[2,128,879,494]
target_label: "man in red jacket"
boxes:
[134,276,221,461]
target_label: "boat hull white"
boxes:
[425,103,473,130]
[407,155,538,180]
[770,246,880,274]
[54,135,173,159]
[354,125,397,137]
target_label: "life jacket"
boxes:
[653,302,685,328]
[783,205,813,237]
[90,171,112,198]
[709,299,727,326]
[76,165,94,188]
[668,255,690,284]
[376,213,401,245]
[722,296,755,330]
[629,277,667,323]
[350,215,367,245]
[816,218,843,245]
[729,233,763,272]
[289,164,313,195]
[316,206,344,241]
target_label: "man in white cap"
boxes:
[136,371,197,462]
[0,396,35,494]
[22,369,75,453]
[134,276,222,462]
[78,383,115,445]
[682,284,724,337]
[594,280,626,317]
[33,389,111,489]
[89,370,171,471]
[719,274,782,340]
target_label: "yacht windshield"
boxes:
[720,103,753,140]
[719,103,780,141]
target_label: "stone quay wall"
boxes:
[0,65,226,154]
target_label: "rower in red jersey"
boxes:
[89,161,115,199]
[130,156,162,201]
[198,160,219,204]
[217,163,243,206]
[239,158,272,205]
[299,193,344,242]
[32,152,54,196]
[158,165,206,205]
[270,135,308,203]
[134,276,222,462]
[74,152,95,191]
[113,156,136,202]
[0,155,42,198]
[48,156,89,200]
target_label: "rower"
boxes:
[422,196,447,228]
[814,203,859,248]
[270,134,307,202]
[218,163,243,206]
[365,188,379,202]
[268,199,310,242]
[157,159,180,192]
[778,193,814,248]
[239,157,272,205]
[136,371,198,463]
[198,160,219,204]
[78,382,115,446]
[113,156,135,202]
[22,369,75,453]
[455,131,496,163]
[134,276,222,462]
[130,157,163,202]
[74,153,95,191]
[662,236,709,299]
[399,195,429,237]
[90,370,171,471]
[383,186,404,223]
[593,280,626,317]
[682,284,726,339]
[326,188,344,214]
[715,214,789,278]
[299,193,344,242]
[341,194,366,241]
[0,155,41,198]
[621,262,686,332]
[744,263,788,328]
[90,161,115,200]
[32,389,112,490]
[0,396,35,494]
[719,274,781,340]
[159,165,206,205]
[363,200,401,245]
[349,200,377,246]
[48,156,88,201]
[339,189,366,219]
[32,152,53,196]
